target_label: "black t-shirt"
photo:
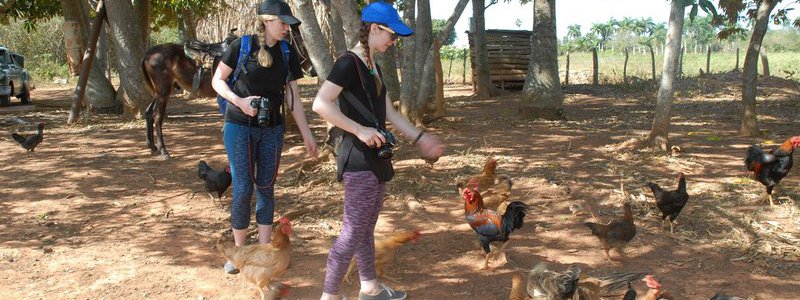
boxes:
[327,51,393,182]
[221,35,303,127]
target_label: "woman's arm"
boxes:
[312,81,387,148]
[285,80,318,157]
[384,97,444,160]
[211,62,258,117]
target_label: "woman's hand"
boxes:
[238,96,261,117]
[304,136,318,158]
[355,125,386,148]
[416,133,444,162]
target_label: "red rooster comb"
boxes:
[277,216,292,235]
[790,136,800,148]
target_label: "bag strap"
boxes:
[230,34,251,85]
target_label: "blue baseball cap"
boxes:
[361,1,413,37]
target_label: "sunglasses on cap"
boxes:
[376,24,399,41]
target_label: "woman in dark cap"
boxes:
[312,1,444,299]
[211,0,317,274]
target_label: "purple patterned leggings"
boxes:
[323,171,385,295]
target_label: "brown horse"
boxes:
[141,29,315,160]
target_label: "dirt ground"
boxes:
[1,74,800,299]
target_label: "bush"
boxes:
[0,17,69,83]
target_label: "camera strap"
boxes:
[340,52,382,129]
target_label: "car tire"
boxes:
[18,85,30,104]
[0,94,9,106]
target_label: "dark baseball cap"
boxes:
[257,0,301,26]
[361,1,413,37]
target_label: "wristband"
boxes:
[413,131,424,145]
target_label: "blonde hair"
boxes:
[255,14,279,67]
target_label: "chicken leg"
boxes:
[768,193,775,206]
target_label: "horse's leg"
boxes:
[145,97,158,154]
[154,95,171,160]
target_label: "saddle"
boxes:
[184,29,239,91]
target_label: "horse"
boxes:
[141,29,316,160]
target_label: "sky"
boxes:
[429,0,798,47]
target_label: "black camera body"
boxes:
[376,128,396,160]
[249,97,271,127]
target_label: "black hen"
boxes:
[745,136,800,206]
[646,173,689,234]
[198,160,231,205]
[526,262,581,300]
[11,122,44,152]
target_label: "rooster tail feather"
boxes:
[11,133,26,145]
[562,266,581,296]
[501,201,528,236]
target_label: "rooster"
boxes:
[584,202,636,261]
[11,122,44,152]
[344,230,421,284]
[646,173,689,234]
[198,160,232,205]
[526,262,581,300]
[462,182,528,269]
[216,217,292,300]
[641,275,671,300]
[745,136,800,205]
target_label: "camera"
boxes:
[376,128,396,160]
[249,97,271,127]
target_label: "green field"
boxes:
[441,50,800,85]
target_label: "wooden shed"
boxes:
[467,29,532,90]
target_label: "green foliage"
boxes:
[440,45,467,60]
[150,0,220,32]
[432,18,457,45]
[0,0,61,31]
[150,27,182,45]
[0,16,69,81]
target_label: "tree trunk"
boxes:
[591,47,598,87]
[647,0,685,152]
[433,39,445,118]
[290,0,333,83]
[330,0,360,49]
[565,52,569,85]
[399,0,416,118]
[462,48,467,84]
[649,44,656,82]
[759,46,770,78]
[68,0,117,119]
[134,0,149,48]
[472,0,495,98]
[705,45,711,76]
[375,46,401,103]
[623,47,629,84]
[740,0,777,137]
[735,47,739,71]
[677,46,684,78]
[411,0,432,119]
[316,0,346,57]
[179,9,197,42]
[105,0,150,119]
[412,0,469,119]
[520,0,562,119]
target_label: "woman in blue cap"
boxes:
[312,1,444,299]
[211,0,318,274]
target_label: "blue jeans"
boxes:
[224,122,285,229]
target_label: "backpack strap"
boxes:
[231,34,252,84]
[279,40,294,114]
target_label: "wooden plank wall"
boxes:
[467,29,532,90]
